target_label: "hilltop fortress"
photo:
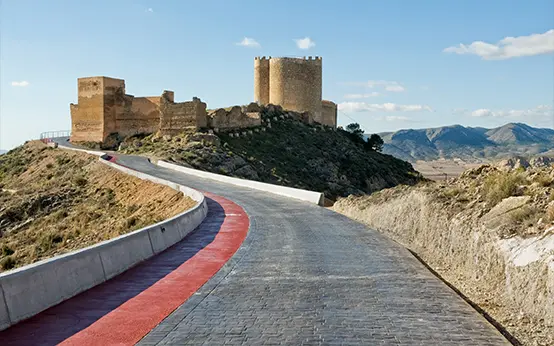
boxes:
[70,57,337,144]
[254,56,336,127]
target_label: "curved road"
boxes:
[110,155,509,345]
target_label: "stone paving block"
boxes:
[113,156,513,346]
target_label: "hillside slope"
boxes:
[377,123,554,162]
[119,107,422,200]
[333,162,554,345]
[0,141,196,272]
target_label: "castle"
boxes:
[254,56,337,127]
[70,57,337,144]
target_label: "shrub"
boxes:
[56,156,70,166]
[534,174,553,187]
[73,176,87,187]
[1,245,14,256]
[52,209,68,221]
[482,172,526,206]
[125,217,137,228]
[509,206,538,225]
[442,187,462,198]
[0,256,16,270]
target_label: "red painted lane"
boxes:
[0,193,249,346]
[59,193,248,346]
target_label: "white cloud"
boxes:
[236,37,260,48]
[471,109,495,117]
[338,102,433,113]
[385,85,405,92]
[347,80,406,92]
[11,81,29,87]
[146,8,153,13]
[444,29,554,60]
[470,105,553,118]
[294,37,315,50]
[343,92,380,99]
[384,116,410,122]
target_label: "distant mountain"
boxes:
[372,123,554,162]
[0,150,7,155]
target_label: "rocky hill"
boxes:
[376,123,554,162]
[333,161,554,346]
[119,105,422,201]
[0,141,196,272]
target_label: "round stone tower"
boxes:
[254,57,270,105]
[268,57,322,120]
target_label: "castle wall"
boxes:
[254,57,270,104]
[268,57,322,120]
[70,77,107,143]
[320,100,338,128]
[115,96,160,137]
[70,77,209,143]
[101,77,127,139]
[159,97,208,136]
[207,106,261,130]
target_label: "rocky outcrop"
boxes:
[207,103,262,130]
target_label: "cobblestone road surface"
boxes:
[112,156,510,346]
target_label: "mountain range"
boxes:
[0,150,7,155]
[373,123,554,162]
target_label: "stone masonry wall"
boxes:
[207,105,261,130]
[159,97,208,136]
[70,77,208,143]
[254,57,270,105]
[70,77,107,143]
[253,57,327,125]
[320,100,338,128]
[269,57,322,121]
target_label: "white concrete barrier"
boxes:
[0,157,208,331]
[58,145,106,156]
[157,160,325,206]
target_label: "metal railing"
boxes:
[39,130,71,143]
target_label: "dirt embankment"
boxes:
[0,141,197,272]
[333,163,554,346]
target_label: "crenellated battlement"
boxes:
[255,56,322,63]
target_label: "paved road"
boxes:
[110,155,510,346]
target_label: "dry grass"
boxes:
[0,141,197,272]
[482,171,527,207]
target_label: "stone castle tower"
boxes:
[254,56,336,127]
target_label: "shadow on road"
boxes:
[0,198,224,346]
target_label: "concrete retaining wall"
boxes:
[157,160,325,206]
[0,157,208,331]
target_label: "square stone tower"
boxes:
[70,76,125,143]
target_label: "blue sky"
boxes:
[1,0,553,150]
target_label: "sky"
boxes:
[0,0,553,150]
